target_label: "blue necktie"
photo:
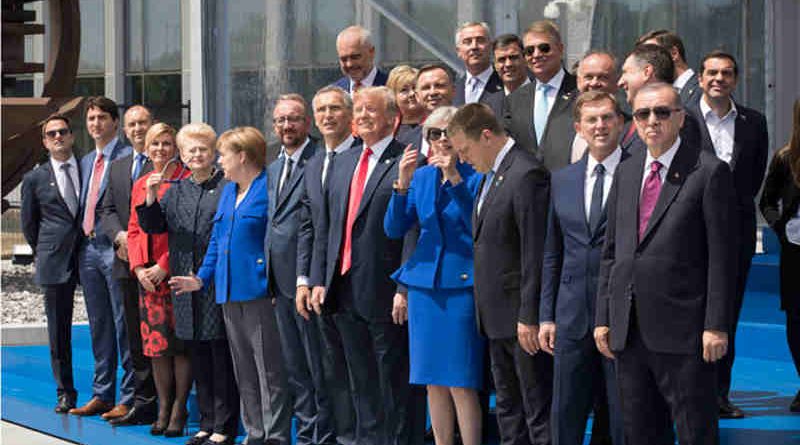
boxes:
[534,83,552,144]
[132,152,146,181]
[589,163,605,231]
[477,170,495,214]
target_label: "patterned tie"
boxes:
[589,163,605,231]
[477,170,495,214]
[467,76,481,104]
[82,152,105,236]
[132,152,146,181]
[534,83,552,144]
[340,146,372,275]
[60,163,79,217]
[638,160,663,241]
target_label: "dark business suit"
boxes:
[78,139,135,405]
[686,100,769,399]
[596,140,737,445]
[298,141,361,445]
[541,154,626,445]
[453,69,504,106]
[21,159,82,403]
[679,73,702,106]
[265,141,335,445]
[503,71,579,172]
[310,139,414,445]
[332,69,389,93]
[472,144,552,445]
[97,153,156,412]
[484,74,534,118]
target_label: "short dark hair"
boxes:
[85,96,119,121]
[628,44,675,84]
[447,103,503,140]
[636,29,687,63]
[573,91,623,121]
[416,63,453,85]
[700,50,739,78]
[492,33,523,52]
[41,114,71,137]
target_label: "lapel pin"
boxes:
[209,190,215,194]
[674,172,680,179]
[384,159,391,164]
[50,182,55,187]
[497,175,504,183]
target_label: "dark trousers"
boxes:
[616,321,718,445]
[552,333,623,445]
[189,339,240,435]
[787,312,800,376]
[43,282,77,400]
[118,277,156,409]
[274,295,335,445]
[488,337,553,445]
[316,312,357,445]
[330,274,411,445]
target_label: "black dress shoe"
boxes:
[790,390,800,412]
[109,405,158,426]
[54,395,76,413]
[719,396,745,419]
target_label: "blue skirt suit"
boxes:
[384,162,485,389]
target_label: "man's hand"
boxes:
[114,231,129,261]
[517,322,541,355]
[538,322,556,355]
[594,326,615,359]
[702,329,728,363]
[296,285,311,320]
[392,292,408,325]
[311,286,326,315]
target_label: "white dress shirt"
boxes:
[465,66,494,104]
[584,147,622,219]
[50,156,80,202]
[278,138,310,192]
[535,68,566,117]
[322,135,355,186]
[349,66,378,93]
[641,137,681,193]
[359,134,393,184]
[86,136,118,200]
[700,97,737,164]
[673,69,695,91]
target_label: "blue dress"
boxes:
[384,162,485,389]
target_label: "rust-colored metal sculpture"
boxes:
[2,0,84,201]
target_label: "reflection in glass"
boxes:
[127,0,182,72]
[79,0,105,74]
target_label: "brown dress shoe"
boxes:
[101,404,130,420]
[69,397,113,416]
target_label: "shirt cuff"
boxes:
[296,276,310,287]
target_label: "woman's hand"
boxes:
[396,144,417,190]
[135,266,156,293]
[429,152,461,185]
[145,264,167,286]
[145,172,164,206]
[168,274,203,295]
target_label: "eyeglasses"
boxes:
[632,106,683,122]
[162,157,188,183]
[427,128,448,141]
[273,115,305,125]
[523,43,551,57]
[45,128,71,138]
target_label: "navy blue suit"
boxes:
[541,155,626,445]
[78,139,135,406]
[332,69,388,93]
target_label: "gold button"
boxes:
[257,258,264,264]
[460,274,468,280]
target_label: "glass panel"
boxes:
[143,0,181,71]
[311,0,354,66]
[229,1,267,71]
[408,0,457,62]
[2,78,34,97]
[143,74,183,127]
[126,0,144,72]
[78,0,105,74]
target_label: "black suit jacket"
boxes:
[453,69,504,107]
[98,153,153,279]
[310,139,405,321]
[503,71,579,171]
[21,160,83,285]
[472,144,550,339]
[679,73,702,106]
[596,140,737,354]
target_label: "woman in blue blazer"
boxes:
[170,127,291,445]
[384,106,485,445]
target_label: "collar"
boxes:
[328,134,355,154]
[646,136,681,172]
[97,136,119,157]
[491,137,516,173]
[351,66,378,91]
[673,69,695,90]
[281,137,310,163]
[700,96,738,121]
[468,65,494,86]
[50,155,78,171]
[364,134,393,159]
[505,77,531,96]
[535,67,565,92]
[587,146,622,177]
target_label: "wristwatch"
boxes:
[392,179,408,194]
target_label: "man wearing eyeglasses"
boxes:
[21,115,83,414]
[452,21,503,106]
[595,82,736,445]
[503,20,578,172]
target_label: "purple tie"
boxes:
[638,160,663,240]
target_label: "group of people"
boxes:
[19,16,800,445]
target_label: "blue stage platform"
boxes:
[3,251,800,444]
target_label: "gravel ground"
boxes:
[1,260,88,324]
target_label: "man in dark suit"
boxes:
[448,103,552,445]
[484,34,533,118]
[539,92,626,445]
[309,86,412,445]
[686,51,769,419]
[298,85,361,445]
[503,20,578,172]
[334,25,388,94]
[265,94,332,445]
[21,114,83,414]
[595,83,737,444]
[96,104,157,425]
[637,30,701,105]
[452,21,503,106]
[72,96,135,417]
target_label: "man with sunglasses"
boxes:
[595,82,736,445]
[503,20,579,172]
[453,21,503,106]
[21,115,83,414]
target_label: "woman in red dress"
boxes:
[128,123,191,436]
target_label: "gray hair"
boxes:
[337,25,374,48]
[455,21,491,45]
[355,86,399,119]
[312,86,353,111]
[423,106,458,138]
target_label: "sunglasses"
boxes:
[427,128,448,141]
[632,106,682,122]
[523,43,551,57]
[45,128,71,138]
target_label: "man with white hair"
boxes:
[333,25,388,94]
[453,21,503,106]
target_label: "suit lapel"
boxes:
[335,147,360,219]
[267,159,282,214]
[729,110,747,171]
[479,71,504,102]
[276,144,317,212]
[356,141,401,219]
[571,159,592,240]
[474,147,517,238]
[519,86,537,150]
[44,162,75,218]
[640,142,695,244]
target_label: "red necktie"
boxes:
[638,160,662,241]
[340,146,373,275]
[353,80,363,93]
[623,123,637,146]
[83,152,105,236]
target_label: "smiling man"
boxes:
[453,21,502,106]
[484,34,531,117]
[333,25,388,94]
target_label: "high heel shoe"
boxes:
[164,407,188,437]
[150,407,171,435]
[203,435,235,445]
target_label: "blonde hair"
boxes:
[216,126,267,167]
[354,86,399,120]
[176,123,217,154]
[144,123,178,159]
[387,65,419,94]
